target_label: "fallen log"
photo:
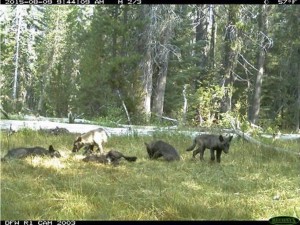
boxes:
[230,120,299,156]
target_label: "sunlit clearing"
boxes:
[181,181,203,191]
[28,157,65,169]
[73,154,86,161]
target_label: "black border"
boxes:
[0,221,271,225]
[1,0,299,4]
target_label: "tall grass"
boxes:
[1,130,299,220]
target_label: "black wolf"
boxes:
[106,150,137,164]
[1,145,61,161]
[39,127,69,135]
[72,128,108,154]
[82,154,108,163]
[50,127,69,135]
[186,134,233,163]
[82,149,137,165]
[144,140,180,161]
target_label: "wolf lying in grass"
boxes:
[39,126,69,135]
[72,128,108,155]
[186,134,233,163]
[82,149,137,165]
[144,140,180,161]
[1,145,61,161]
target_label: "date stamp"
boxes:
[3,222,76,225]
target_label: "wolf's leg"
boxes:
[152,151,163,159]
[199,147,205,161]
[210,149,215,161]
[192,148,200,158]
[84,145,94,155]
[216,150,222,163]
[98,144,105,154]
[94,141,104,154]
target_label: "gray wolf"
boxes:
[1,145,61,161]
[186,134,233,163]
[72,128,108,154]
[144,140,180,161]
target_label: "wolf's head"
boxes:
[48,145,61,158]
[219,135,233,154]
[144,142,155,158]
[72,137,84,152]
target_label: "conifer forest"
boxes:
[1,5,300,131]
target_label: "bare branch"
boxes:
[238,53,259,72]
[237,60,254,76]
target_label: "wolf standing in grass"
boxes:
[186,134,233,163]
[145,140,180,161]
[72,128,108,154]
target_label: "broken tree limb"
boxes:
[153,113,178,125]
[117,90,132,126]
[0,107,9,119]
[230,119,299,156]
[182,84,188,125]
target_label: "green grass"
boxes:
[1,130,299,220]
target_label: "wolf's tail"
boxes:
[122,155,137,162]
[186,139,196,151]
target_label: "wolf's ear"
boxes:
[49,145,54,152]
[228,136,233,142]
[219,135,224,142]
[76,137,82,142]
[144,142,149,148]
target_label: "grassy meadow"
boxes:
[0,129,299,220]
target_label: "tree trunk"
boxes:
[249,5,267,125]
[12,6,23,110]
[140,6,155,122]
[182,84,188,125]
[296,52,300,132]
[112,6,118,58]
[195,4,208,70]
[37,9,61,115]
[152,51,169,117]
[250,51,265,124]
[220,5,240,113]
[208,5,217,70]
[140,5,177,121]
[142,53,153,123]
[152,5,175,118]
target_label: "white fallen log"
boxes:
[260,133,300,140]
[1,117,300,142]
[230,120,299,156]
[0,119,184,137]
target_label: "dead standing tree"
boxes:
[12,6,24,111]
[139,5,155,123]
[152,5,179,119]
[249,5,272,125]
[139,5,181,122]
